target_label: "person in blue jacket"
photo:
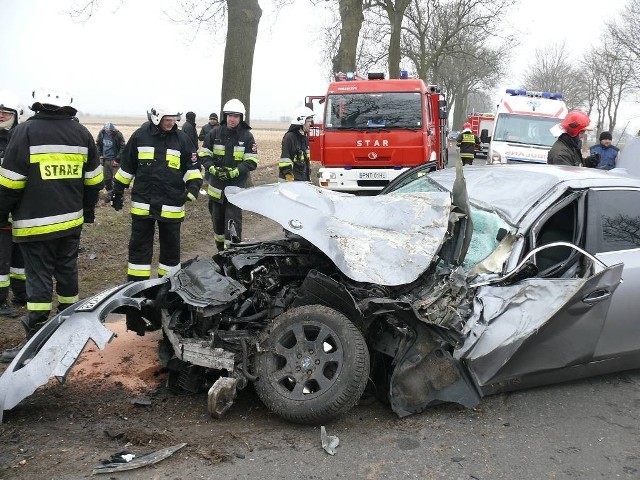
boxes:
[589,131,619,170]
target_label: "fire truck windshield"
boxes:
[493,113,560,147]
[325,92,423,130]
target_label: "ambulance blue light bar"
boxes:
[505,88,563,100]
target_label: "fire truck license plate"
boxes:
[358,171,388,180]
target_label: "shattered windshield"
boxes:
[493,113,559,147]
[389,169,512,269]
[325,92,423,129]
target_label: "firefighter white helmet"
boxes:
[291,106,315,126]
[0,90,23,117]
[147,106,182,126]
[31,88,74,112]
[222,99,246,117]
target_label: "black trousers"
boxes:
[20,232,80,326]
[208,198,242,251]
[128,217,181,281]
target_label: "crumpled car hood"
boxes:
[226,182,452,286]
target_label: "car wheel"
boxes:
[254,305,370,424]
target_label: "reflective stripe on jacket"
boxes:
[199,124,258,202]
[278,126,310,181]
[114,122,202,222]
[456,131,479,159]
[0,112,104,242]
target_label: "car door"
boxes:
[585,188,640,358]
[458,261,623,390]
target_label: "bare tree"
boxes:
[521,41,588,109]
[331,0,369,73]
[402,0,516,81]
[400,0,514,126]
[581,38,637,135]
[607,0,640,63]
[368,0,411,78]
[171,0,263,123]
[68,0,302,123]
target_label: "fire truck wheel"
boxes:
[254,305,370,424]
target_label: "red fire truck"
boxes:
[306,72,449,193]
[467,112,495,158]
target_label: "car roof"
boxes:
[429,165,640,225]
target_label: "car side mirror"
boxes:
[496,228,508,242]
[480,128,490,143]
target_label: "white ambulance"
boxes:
[487,89,568,164]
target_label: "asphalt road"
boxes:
[126,369,640,480]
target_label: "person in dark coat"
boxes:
[198,113,219,141]
[548,110,598,167]
[182,111,198,150]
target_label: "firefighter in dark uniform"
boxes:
[456,122,480,166]
[278,107,315,182]
[0,88,103,350]
[112,105,202,282]
[0,90,27,322]
[199,99,257,251]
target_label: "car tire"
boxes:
[254,305,370,424]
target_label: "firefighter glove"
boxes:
[285,173,294,182]
[83,210,95,224]
[228,168,240,179]
[208,165,219,176]
[111,192,124,211]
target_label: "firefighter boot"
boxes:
[0,301,19,318]
[0,339,27,363]
[21,311,49,338]
[0,313,44,363]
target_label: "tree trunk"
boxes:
[332,0,365,74]
[221,0,262,123]
[384,0,410,79]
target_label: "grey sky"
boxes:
[1,0,637,129]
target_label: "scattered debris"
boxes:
[227,431,253,452]
[208,377,239,418]
[196,446,232,464]
[320,426,339,455]
[131,397,152,407]
[92,442,186,474]
[89,253,97,260]
[103,430,124,440]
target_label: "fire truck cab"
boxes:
[488,89,568,165]
[307,72,448,192]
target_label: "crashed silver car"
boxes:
[2,163,640,424]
